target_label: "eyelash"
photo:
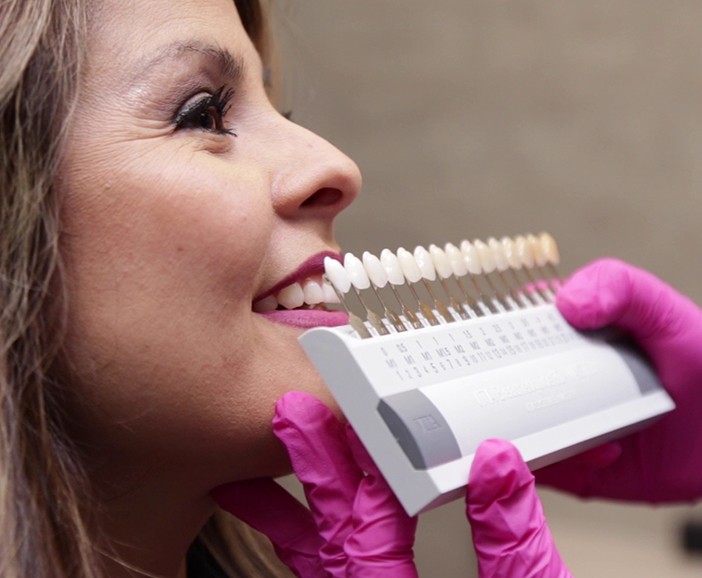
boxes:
[174,86,236,136]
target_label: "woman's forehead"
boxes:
[82,0,250,89]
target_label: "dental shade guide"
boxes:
[305,234,674,516]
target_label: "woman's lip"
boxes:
[257,308,349,329]
[255,250,342,303]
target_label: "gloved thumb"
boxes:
[556,258,702,347]
[466,439,572,578]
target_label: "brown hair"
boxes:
[0,0,290,576]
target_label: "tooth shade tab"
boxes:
[324,257,352,293]
[459,240,482,275]
[397,247,423,283]
[380,249,405,285]
[473,239,496,274]
[488,237,509,272]
[501,236,522,269]
[444,243,468,277]
[413,246,437,281]
[362,251,389,288]
[527,233,547,267]
[326,232,563,338]
[539,231,560,265]
[322,283,339,304]
[514,235,535,268]
[344,253,371,290]
[428,244,453,279]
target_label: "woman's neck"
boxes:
[91,462,215,578]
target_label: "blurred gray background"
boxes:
[273,1,702,575]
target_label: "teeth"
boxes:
[302,278,324,304]
[277,282,305,309]
[254,273,339,312]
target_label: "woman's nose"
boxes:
[269,119,362,220]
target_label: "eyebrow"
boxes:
[129,40,245,86]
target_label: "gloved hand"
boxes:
[537,257,702,503]
[212,391,419,578]
[466,439,572,578]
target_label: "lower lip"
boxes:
[257,308,349,329]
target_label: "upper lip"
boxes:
[254,250,342,304]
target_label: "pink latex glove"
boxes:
[467,439,572,578]
[212,391,418,578]
[536,258,702,503]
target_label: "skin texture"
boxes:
[55,0,361,575]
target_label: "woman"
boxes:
[5,1,702,577]
[2,0,367,575]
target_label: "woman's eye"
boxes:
[174,86,236,136]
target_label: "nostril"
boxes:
[301,187,343,208]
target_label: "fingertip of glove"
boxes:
[556,258,630,329]
[468,439,533,504]
[272,391,346,451]
[274,391,326,424]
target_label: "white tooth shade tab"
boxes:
[539,232,560,265]
[488,237,509,272]
[380,249,406,286]
[322,282,339,303]
[428,244,453,279]
[277,283,305,309]
[514,235,535,268]
[302,278,324,304]
[324,257,352,294]
[397,248,422,283]
[473,239,496,274]
[527,234,547,267]
[413,246,437,281]
[362,251,389,288]
[445,243,468,277]
[501,236,522,269]
[459,240,482,275]
[344,253,371,290]
[324,232,561,338]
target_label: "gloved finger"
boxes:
[467,439,572,578]
[556,258,702,347]
[343,426,419,578]
[273,391,363,575]
[533,441,623,495]
[211,478,327,578]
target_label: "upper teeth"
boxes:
[253,275,339,312]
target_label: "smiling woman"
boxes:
[0,0,363,576]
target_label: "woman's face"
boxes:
[58,0,361,490]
